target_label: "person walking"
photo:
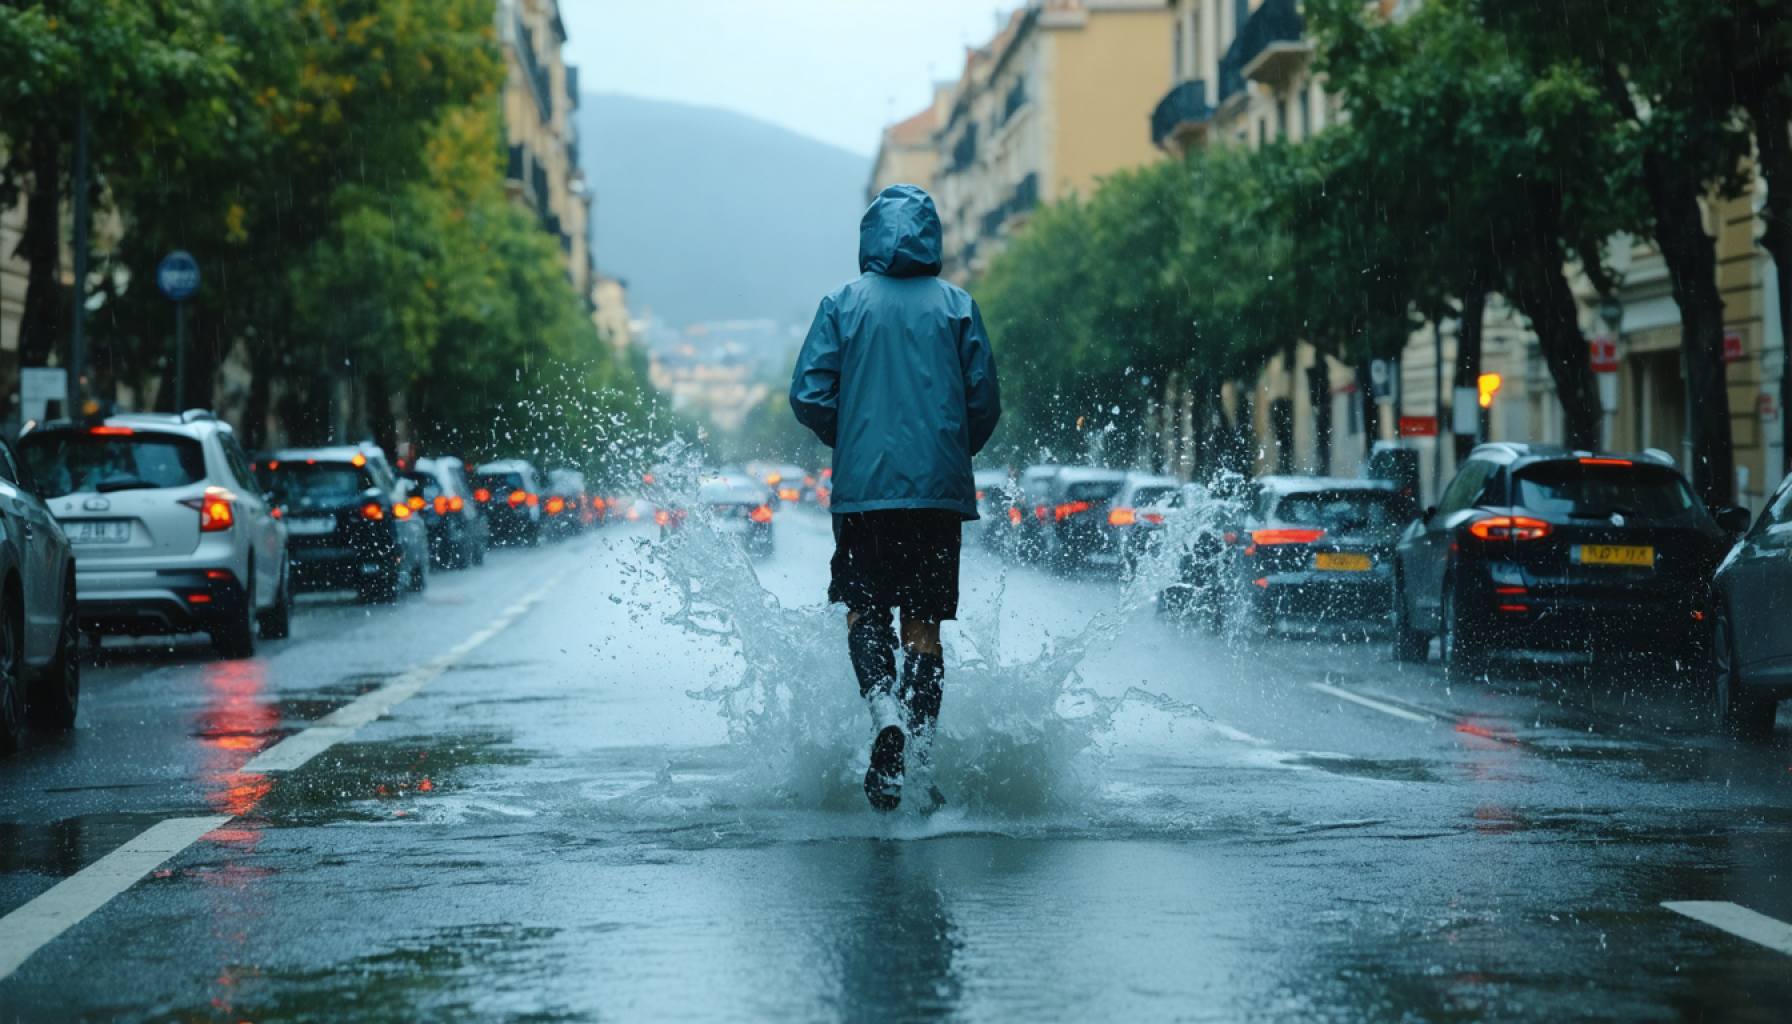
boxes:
[790,184,1001,812]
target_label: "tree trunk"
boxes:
[1642,150,1736,505]
[16,127,63,373]
[1452,287,1487,463]
[1745,87,1792,475]
[1506,247,1602,449]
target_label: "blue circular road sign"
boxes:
[156,250,201,301]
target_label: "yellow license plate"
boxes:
[1314,552,1373,572]
[1574,544,1654,567]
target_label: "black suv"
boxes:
[256,446,429,603]
[1392,444,1748,671]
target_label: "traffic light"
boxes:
[1477,373,1502,409]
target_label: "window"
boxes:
[1512,462,1698,522]
[1299,90,1311,139]
[1436,460,1493,516]
[1276,97,1287,140]
[221,435,258,492]
[1275,490,1413,540]
[20,430,206,498]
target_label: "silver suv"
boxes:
[17,411,291,658]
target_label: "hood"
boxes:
[858,184,943,278]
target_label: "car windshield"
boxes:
[1274,490,1410,537]
[1513,462,1699,520]
[260,463,374,506]
[477,472,526,495]
[19,430,206,498]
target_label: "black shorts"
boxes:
[828,510,962,621]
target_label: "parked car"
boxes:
[473,459,544,546]
[542,468,591,539]
[257,444,427,603]
[1040,467,1128,568]
[1392,443,1745,672]
[1222,476,1414,630]
[20,411,290,659]
[0,434,79,753]
[1107,472,1182,573]
[403,457,487,569]
[1709,470,1792,739]
[697,474,776,556]
[1004,464,1064,560]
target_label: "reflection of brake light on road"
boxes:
[750,505,774,524]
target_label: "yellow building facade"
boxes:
[499,0,591,300]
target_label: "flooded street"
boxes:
[1,509,1787,1021]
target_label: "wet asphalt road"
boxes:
[0,508,1789,1022]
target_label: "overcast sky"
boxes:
[561,1,1014,157]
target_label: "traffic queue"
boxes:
[0,406,622,755]
[980,446,1791,741]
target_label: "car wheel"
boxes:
[1391,571,1428,663]
[258,559,292,640]
[212,566,257,659]
[1439,577,1487,677]
[28,575,79,732]
[1712,606,1776,741]
[0,597,24,754]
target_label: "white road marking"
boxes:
[1663,901,1792,956]
[0,565,573,980]
[0,815,230,978]
[1308,682,1434,723]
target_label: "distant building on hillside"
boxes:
[934,0,1174,282]
[498,0,592,301]
[868,85,952,202]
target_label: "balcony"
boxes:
[1150,79,1214,150]
[1003,79,1028,126]
[1233,0,1309,88]
[948,124,979,174]
[514,13,554,124]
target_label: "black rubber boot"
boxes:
[864,725,905,812]
[848,610,898,700]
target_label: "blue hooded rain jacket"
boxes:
[789,184,1001,520]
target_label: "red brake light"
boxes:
[434,496,450,516]
[1250,528,1325,546]
[1054,500,1091,521]
[351,453,367,468]
[1467,515,1552,541]
[778,487,800,502]
[750,505,774,524]
[88,426,133,436]
[1034,505,1049,522]
[474,487,492,503]
[508,489,527,507]
[407,495,425,511]
[1108,507,1137,526]
[449,496,464,512]
[1142,512,1165,525]
[653,508,671,526]
[1578,457,1632,467]
[392,503,413,520]
[976,490,987,502]
[362,502,385,521]
[270,507,283,519]
[200,493,234,532]
[545,496,566,516]
[1008,506,1023,526]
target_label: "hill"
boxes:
[579,94,872,332]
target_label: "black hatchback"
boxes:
[1392,444,1748,671]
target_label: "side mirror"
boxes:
[1713,505,1752,534]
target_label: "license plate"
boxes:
[1574,544,1654,567]
[1314,552,1373,572]
[286,517,336,537]
[67,520,130,545]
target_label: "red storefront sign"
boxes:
[1589,336,1619,373]
[1723,332,1744,363]
[1398,415,1438,437]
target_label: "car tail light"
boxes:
[765,473,782,486]
[1108,507,1136,526]
[653,508,671,526]
[591,497,606,512]
[351,453,367,467]
[750,505,774,524]
[625,506,641,522]
[546,496,566,516]
[779,487,800,502]
[1578,457,1631,467]
[271,507,283,520]
[362,502,385,521]
[449,496,464,512]
[434,496,450,516]
[1142,512,1165,525]
[976,489,987,502]
[474,487,492,503]
[407,495,425,511]
[508,489,527,507]
[1008,506,1023,526]
[182,487,235,532]
[1034,505,1049,522]
[1055,500,1091,521]
[392,502,413,520]
[1467,515,1552,541]
[1249,528,1325,546]
[89,425,133,436]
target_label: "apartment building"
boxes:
[932,0,1173,281]
[868,87,951,201]
[499,0,592,301]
